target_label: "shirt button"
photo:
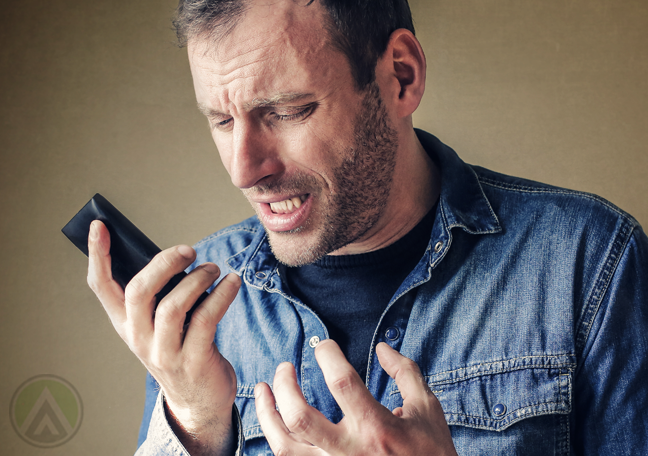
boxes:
[493,403,506,416]
[434,241,443,253]
[385,327,400,341]
[308,336,320,348]
[255,272,267,279]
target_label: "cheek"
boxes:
[283,126,335,174]
[292,118,353,165]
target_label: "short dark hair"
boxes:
[173,0,415,89]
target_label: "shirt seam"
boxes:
[478,177,638,224]
[417,354,576,388]
[574,222,636,361]
[444,404,571,432]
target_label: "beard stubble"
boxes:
[250,82,399,266]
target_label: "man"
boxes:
[87,0,648,455]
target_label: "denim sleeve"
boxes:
[572,227,648,454]
[135,375,245,456]
[137,372,159,448]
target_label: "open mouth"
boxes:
[256,193,313,233]
[269,195,308,214]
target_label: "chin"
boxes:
[266,228,330,267]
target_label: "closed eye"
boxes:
[207,116,233,132]
[271,103,316,122]
[207,102,317,132]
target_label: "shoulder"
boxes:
[472,165,641,236]
[465,165,646,290]
[418,129,641,241]
[191,215,266,270]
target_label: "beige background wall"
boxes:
[1,0,646,454]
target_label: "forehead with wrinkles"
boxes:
[188,0,342,110]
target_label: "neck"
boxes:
[330,129,439,256]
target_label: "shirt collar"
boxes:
[416,129,501,235]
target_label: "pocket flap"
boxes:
[396,355,575,432]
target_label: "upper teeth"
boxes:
[270,196,306,214]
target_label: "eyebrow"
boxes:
[196,92,314,117]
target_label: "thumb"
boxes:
[376,342,431,404]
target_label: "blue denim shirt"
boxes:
[137,130,648,455]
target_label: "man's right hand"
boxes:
[87,220,241,456]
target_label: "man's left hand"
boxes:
[254,340,458,455]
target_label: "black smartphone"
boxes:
[62,193,206,324]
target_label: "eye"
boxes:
[210,116,233,131]
[272,104,316,122]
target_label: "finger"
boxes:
[87,220,127,324]
[376,342,430,403]
[378,344,456,454]
[272,362,337,447]
[314,339,378,419]
[182,273,241,357]
[123,244,196,328]
[152,262,222,351]
[254,382,295,450]
[255,382,318,454]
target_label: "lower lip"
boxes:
[258,196,312,232]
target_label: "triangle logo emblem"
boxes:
[11,375,83,448]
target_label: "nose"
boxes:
[226,121,282,189]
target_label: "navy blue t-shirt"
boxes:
[281,207,435,381]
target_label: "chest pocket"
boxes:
[395,355,575,455]
[435,365,572,429]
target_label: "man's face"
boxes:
[188,0,399,266]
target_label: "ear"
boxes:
[376,29,426,119]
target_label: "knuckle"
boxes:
[401,356,420,373]
[123,325,137,344]
[427,390,444,409]
[330,370,357,395]
[156,247,189,272]
[149,349,174,372]
[155,297,186,323]
[148,349,163,367]
[86,270,108,295]
[187,307,212,329]
[374,431,398,454]
[394,358,423,383]
[125,275,149,304]
[284,409,312,434]
[124,325,145,351]
[86,273,99,293]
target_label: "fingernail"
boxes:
[177,245,194,259]
[89,221,98,241]
[200,263,219,274]
[254,384,261,399]
[277,362,293,373]
[224,273,241,285]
